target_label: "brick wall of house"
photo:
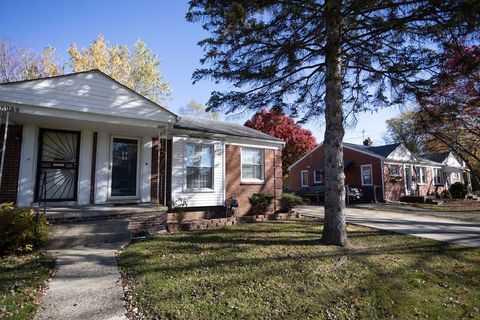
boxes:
[0,124,22,204]
[288,145,383,201]
[151,138,172,206]
[383,164,405,201]
[225,145,282,216]
[414,167,445,196]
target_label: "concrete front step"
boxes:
[48,220,131,249]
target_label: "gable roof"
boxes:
[174,115,284,142]
[420,152,450,163]
[344,142,401,158]
[0,69,177,122]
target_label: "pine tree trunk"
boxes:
[320,0,348,247]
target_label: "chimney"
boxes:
[363,137,373,146]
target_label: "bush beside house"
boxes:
[0,203,49,255]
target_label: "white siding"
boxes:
[77,130,93,205]
[140,136,152,202]
[171,137,225,207]
[0,71,174,122]
[94,132,109,204]
[17,124,38,207]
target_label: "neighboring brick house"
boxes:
[0,70,284,217]
[288,140,470,202]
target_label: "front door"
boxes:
[110,137,139,198]
[35,129,80,202]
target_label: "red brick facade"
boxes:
[384,163,446,200]
[225,145,282,216]
[288,144,384,201]
[0,124,22,203]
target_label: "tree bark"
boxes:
[320,0,348,247]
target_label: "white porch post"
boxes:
[77,130,93,205]
[17,124,38,207]
[466,171,473,194]
[140,136,152,202]
[94,132,109,204]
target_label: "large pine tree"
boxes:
[187,0,479,246]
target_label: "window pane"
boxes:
[362,166,372,185]
[241,148,263,180]
[186,144,213,189]
[186,167,213,189]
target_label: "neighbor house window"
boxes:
[301,170,309,187]
[417,166,426,184]
[314,170,323,183]
[433,168,442,185]
[361,165,373,186]
[186,144,213,189]
[390,165,400,177]
[241,147,264,181]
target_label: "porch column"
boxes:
[77,130,93,205]
[466,171,473,194]
[17,124,38,207]
[140,136,152,202]
[94,132,109,204]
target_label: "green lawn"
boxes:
[119,219,480,319]
[0,253,55,320]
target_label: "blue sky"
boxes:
[0,0,402,145]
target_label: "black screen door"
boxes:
[36,129,80,201]
[111,138,138,197]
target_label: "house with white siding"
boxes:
[0,70,284,222]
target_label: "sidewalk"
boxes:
[34,243,127,320]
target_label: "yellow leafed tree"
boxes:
[68,35,170,102]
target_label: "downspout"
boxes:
[164,126,168,207]
[0,111,10,192]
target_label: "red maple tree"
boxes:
[244,108,317,177]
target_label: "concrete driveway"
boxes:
[297,205,480,248]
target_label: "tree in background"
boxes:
[0,39,62,82]
[188,0,478,246]
[244,108,316,177]
[68,35,171,102]
[384,111,426,154]
[179,100,219,119]
[415,44,480,188]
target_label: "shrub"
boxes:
[440,189,452,199]
[0,203,49,255]
[280,193,304,212]
[449,182,467,199]
[172,196,188,222]
[248,193,275,216]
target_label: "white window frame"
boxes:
[416,166,426,185]
[185,143,215,191]
[390,164,400,177]
[314,170,323,183]
[301,170,309,187]
[433,168,443,185]
[361,164,373,186]
[241,147,265,182]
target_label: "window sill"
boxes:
[183,189,215,193]
[241,180,265,185]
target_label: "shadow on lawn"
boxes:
[119,219,480,319]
